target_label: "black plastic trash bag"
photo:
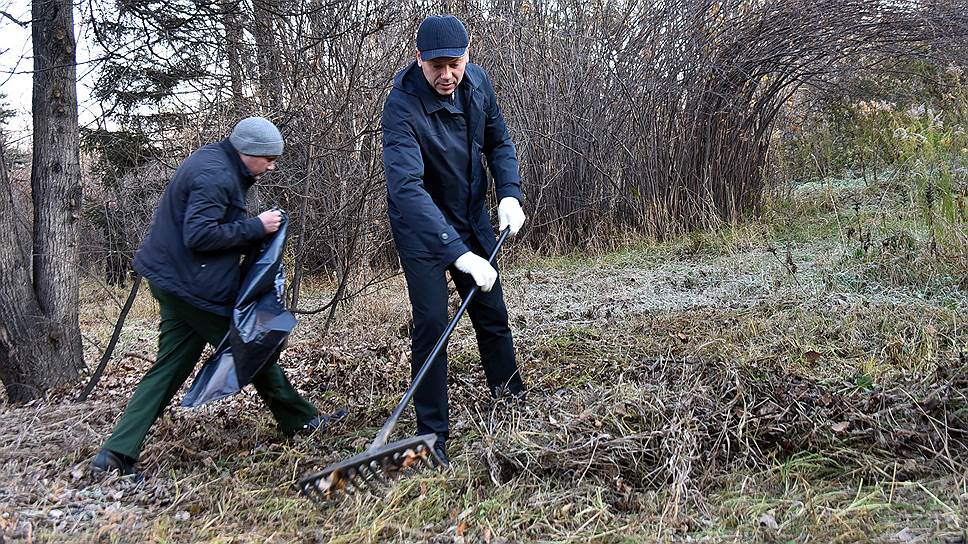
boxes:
[182,213,297,407]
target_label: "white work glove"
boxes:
[454,252,498,292]
[497,197,526,236]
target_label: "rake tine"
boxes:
[367,465,391,493]
[359,467,374,487]
[384,455,403,477]
[300,479,315,496]
[311,485,331,503]
[367,460,389,481]
[370,455,388,476]
[299,439,449,500]
[348,468,368,493]
[419,453,435,471]
[390,451,405,471]
[300,482,314,500]
[300,476,318,495]
[303,481,325,503]
[356,465,382,494]
[368,460,389,483]
[355,468,375,494]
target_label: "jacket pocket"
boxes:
[193,252,240,306]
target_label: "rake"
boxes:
[299,227,511,501]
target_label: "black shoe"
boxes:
[290,408,348,437]
[432,437,450,468]
[490,385,527,411]
[91,448,144,482]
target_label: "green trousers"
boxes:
[103,283,317,460]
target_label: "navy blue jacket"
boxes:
[382,61,522,264]
[133,139,267,315]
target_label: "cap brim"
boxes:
[420,47,467,61]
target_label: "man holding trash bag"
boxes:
[91,117,332,481]
[382,15,527,466]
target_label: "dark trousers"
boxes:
[399,244,524,438]
[102,283,317,460]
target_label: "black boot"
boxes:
[91,448,144,482]
[489,384,527,412]
[289,408,348,437]
[433,436,450,468]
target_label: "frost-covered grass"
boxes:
[1,170,965,543]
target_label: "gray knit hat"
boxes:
[229,116,284,156]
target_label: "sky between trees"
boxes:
[0,0,99,142]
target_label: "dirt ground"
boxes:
[1,173,965,543]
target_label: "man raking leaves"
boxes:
[299,14,527,499]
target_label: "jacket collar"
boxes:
[219,139,257,189]
[394,60,481,115]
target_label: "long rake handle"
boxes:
[369,227,511,450]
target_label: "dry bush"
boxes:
[71,0,965,310]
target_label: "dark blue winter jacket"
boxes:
[382,61,522,264]
[133,139,267,315]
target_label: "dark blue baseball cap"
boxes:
[416,15,468,60]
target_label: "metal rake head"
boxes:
[299,433,443,501]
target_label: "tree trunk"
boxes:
[0,0,83,402]
[104,199,129,287]
[222,0,247,113]
[0,146,78,402]
[253,0,283,112]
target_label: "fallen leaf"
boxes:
[895,527,918,542]
[831,421,850,433]
[666,331,689,343]
[759,512,778,530]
